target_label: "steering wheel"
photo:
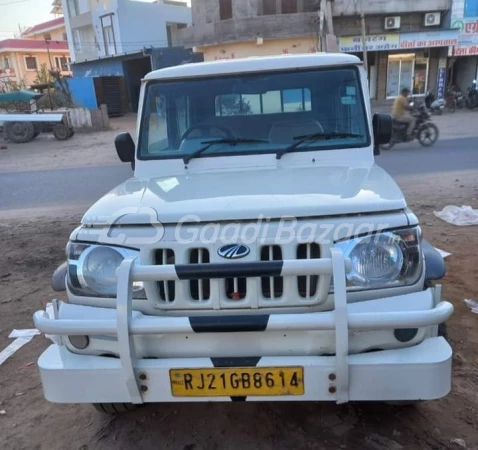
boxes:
[181,124,234,141]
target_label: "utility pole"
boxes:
[360,0,368,74]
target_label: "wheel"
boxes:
[53,124,70,140]
[380,142,395,150]
[418,123,439,147]
[92,403,138,414]
[5,121,35,143]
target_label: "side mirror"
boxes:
[372,113,392,156]
[115,132,135,169]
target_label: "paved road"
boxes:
[0,137,476,213]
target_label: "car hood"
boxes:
[82,164,407,225]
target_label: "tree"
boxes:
[34,64,55,86]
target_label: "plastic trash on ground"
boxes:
[435,248,452,258]
[464,299,478,314]
[434,205,478,226]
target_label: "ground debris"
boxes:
[451,437,467,448]
[365,434,403,450]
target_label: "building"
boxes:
[61,0,192,112]
[449,0,478,92]
[181,0,459,100]
[0,17,70,90]
[182,0,323,61]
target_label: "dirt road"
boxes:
[1,169,478,450]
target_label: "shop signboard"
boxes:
[338,34,399,52]
[399,30,459,49]
[451,17,478,47]
[454,46,478,56]
[436,58,447,98]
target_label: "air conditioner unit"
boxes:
[384,16,401,30]
[424,12,441,27]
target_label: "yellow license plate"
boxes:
[170,366,304,397]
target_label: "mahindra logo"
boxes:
[218,244,250,260]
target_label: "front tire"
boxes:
[92,403,138,414]
[53,124,70,140]
[418,123,439,147]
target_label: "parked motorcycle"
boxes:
[425,91,445,115]
[466,80,478,109]
[380,104,439,150]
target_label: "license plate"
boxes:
[170,366,304,397]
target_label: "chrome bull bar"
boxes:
[33,248,454,405]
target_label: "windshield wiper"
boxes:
[183,138,268,164]
[275,132,363,160]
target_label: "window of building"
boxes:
[215,88,312,116]
[3,57,10,69]
[24,56,38,71]
[303,0,318,12]
[54,56,70,71]
[67,0,79,17]
[262,0,276,15]
[100,14,116,56]
[219,0,233,20]
[281,0,298,14]
[43,33,52,41]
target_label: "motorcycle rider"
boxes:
[392,87,416,139]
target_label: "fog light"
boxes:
[394,328,418,343]
[68,335,89,349]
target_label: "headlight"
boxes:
[67,243,146,298]
[334,227,422,290]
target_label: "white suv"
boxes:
[34,54,453,413]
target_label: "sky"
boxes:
[0,0,191,40]
[0,0,55,39]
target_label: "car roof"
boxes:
[144,53,362,81]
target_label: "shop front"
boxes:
[339,29,459,100]
[450,16,478,92]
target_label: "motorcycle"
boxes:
[466,80,478,109]
[380,104,439,150]
[425,91,445,115]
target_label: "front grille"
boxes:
[260,245,284,299]
[225,277,247,301]
[297,243,320,299]
[189,248,210,301]
[155,249,175,302]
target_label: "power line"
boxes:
[0,0,30,5]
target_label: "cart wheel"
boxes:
[68,128,75,138]
[53,124,70,140]
[5,121,35,143]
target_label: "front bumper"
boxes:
[34,249,454,404]
[38,337,451,403]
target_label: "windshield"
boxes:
[138,66,370,161]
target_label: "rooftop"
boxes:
[22,17,65,37]
[145,53,362,81]
[0,39,69,52]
